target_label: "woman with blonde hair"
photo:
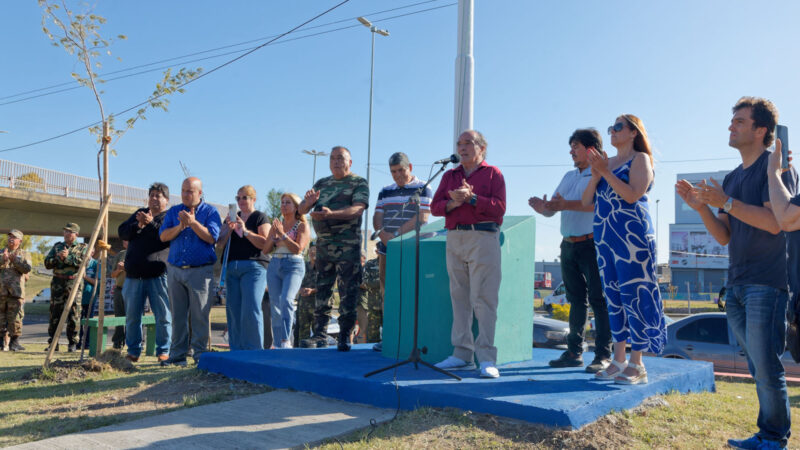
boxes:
[218,185,271,350]
[263,192,311,348]
[581,114,665,385]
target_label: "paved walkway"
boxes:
[11,390,395,449]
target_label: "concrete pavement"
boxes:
[11,390,394,449]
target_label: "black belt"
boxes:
[453,223,499,232]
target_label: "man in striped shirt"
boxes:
[371,152,432,351]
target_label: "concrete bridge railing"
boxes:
[0,158,183,207]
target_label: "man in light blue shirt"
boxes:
[529,128,611,373]
[160,177,221,365]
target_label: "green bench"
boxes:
[80,315,156,357]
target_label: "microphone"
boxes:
[434,154,461,165]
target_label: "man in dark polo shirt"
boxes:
[160,177,221,366]
[676,97,794,449]
[431,130,506,379]
[118,182,172,363]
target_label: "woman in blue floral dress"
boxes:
[581,114,666,385]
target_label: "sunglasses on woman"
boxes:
[607,122,625,135]
[235,195,250,201]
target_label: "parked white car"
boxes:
[543,282,567,313]
[32,288,51,303]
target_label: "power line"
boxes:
[1,0,362,153]
[406,156,741,169]
[0,0,452,104]
[0,2,458,153]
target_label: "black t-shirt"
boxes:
[720,150,798,290]
[227,211,270,265]
[118,208,170,279]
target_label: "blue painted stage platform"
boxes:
[198,345,715,429]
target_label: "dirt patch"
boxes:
[463,396,669,449]
[23,350,137,383]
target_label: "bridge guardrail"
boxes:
[0,159,226,215]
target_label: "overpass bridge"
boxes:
[0,159,227,240]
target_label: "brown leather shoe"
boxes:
[125,354,139,363]
[157,354,169,362]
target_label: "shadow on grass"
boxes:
[0,367,186,403]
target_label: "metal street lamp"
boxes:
[357,16,389,251]
[302,149,328,186]
[655,198,660,256]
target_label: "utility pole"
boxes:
[453,0,474,148]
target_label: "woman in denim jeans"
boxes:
[219,185,271,350]
[264,193,311,348]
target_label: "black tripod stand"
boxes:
[364,159,461,381]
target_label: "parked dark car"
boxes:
[658,312,800,377]
[532,314,587,351]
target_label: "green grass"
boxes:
[0,344,270,447]
[318,377,800,449]
[25,272,51,301]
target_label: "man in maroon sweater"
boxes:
[430,130,506,378]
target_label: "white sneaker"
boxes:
[435,356,476,370]
[280,340,293,349]
[480,361,500,378]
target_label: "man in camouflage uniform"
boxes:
[44,223,88,352]
[360,255,381,343]
[1,229,32,351]
[298,146,369,351]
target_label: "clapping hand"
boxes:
[546,193,567,212]
[586,147,609,177]
[528,195,550,214]
[57,248,68,261]
[271,219,285,238]
[309,206,331,221]
[695,178,727,208]
[178,207,196,228]
[136,210,153,228]
[449,179,473,204]
[675,179,705,211]
[304,189,321,206]
[1,249,8,263]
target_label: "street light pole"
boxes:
[655,198,660,254]
[302,149,328,186]
[357,16,389,252]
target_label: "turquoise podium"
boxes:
[382,216,535,365]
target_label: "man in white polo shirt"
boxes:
[529,128,612,373]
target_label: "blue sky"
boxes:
[2,1,800,263]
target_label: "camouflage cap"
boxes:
[63,223,80,234]
[7,229,23,239]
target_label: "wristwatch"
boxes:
[243,229,250,237]
[722,197,734,213]
[393,230,400,237]
[469,194,478,206]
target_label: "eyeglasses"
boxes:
[457,139,479,146]
[607,122,625,135]
[330,156,348,162]
[235,196,250,201]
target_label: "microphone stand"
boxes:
[365,160,461,380]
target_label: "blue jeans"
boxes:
[267,255,305,345]
[225,260,267,350]
[726,284,791,445]
[123,275,172,357]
